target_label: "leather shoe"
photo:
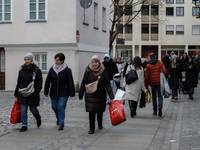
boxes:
[19,126,27,132]
[158,107,162,117]
[88,128,95,134]
[58,126,64,131]
[37,120,41,127]
[98,125,103,130]
[153,112,157,116]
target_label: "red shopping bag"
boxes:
[10,99,21,124]
[109,100,126,126]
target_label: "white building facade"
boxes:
[0,0,110,90]
[113,0,200,61]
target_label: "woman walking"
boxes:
[122,56,145,117]
[184,56,198,100]
[44,53,75,130]
[168,56,181,100]
[14,53,43,132]
[79,55,114,134]
[115,57,124,90]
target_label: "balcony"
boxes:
[151,15,158,22]
[119,0,123,4]
[142,16,149,22]
[151,0,159,4]
[142,34,149,40]
[125,16,131,22]
[151,34,158,41]
[125,34,132,41]
[118,34,123,39]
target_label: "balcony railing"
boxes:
[142,16,149,22]
[142,34,149,40]
[151,34,158,41]
[151,15,158,22]
[125,34,132,40]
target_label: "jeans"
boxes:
[89,112,103,129]
[51,97,68,126]
[188,87,194,94]
[20,104,41,126]
[106,80,114,103]
[199,72,200,78]
[151,85,163,112]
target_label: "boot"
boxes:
[189,94,192,99]
[133,101,138,116]
[98,122,103,130]
[88,128,95,134]
[190,94,193,100]
[158,107,162,117]
[37,120,41,127]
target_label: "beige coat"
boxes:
[123,65,145,101]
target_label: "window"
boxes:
[151,24,158,34]
[142,24,149,34]
[125,24,132,34]
[193,0,200,4]
[176,0,184,3]
[192,25,200,35]
[94,2,98,28]
[142,5,149,16]
[102,7,106,31]
[166,0,174,4]
[34,53,47,72]
[166,7,174,16]
[192,7,200,16]
[176,7,184,16]
[176,25,184,34]
[115,6,123,17]
[28,0,46,21]
[166,25,174,35]
[151,6,158,15]
[125,5,132,15]
[0,0,11,22]
[116,24,123,33]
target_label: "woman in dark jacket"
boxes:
[79,55,114,134]
[44,53,75,130]
[14,53,43,132]
[184,57,198,100]
[168,56,181,100]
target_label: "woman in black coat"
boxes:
[44,53,75,131]
[184,57,198,100]
[14,53,43,132]
[168,57,181,100]
[79,55,114,134]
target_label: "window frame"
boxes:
[33,53,47,72]
[142,24,149,34]
[142,5,149,16]
[176,7,184,16]
[176,25,184,35]
[94,2,98,28]
[166,25,174,35]
[0,0,12,22]
[166,0,174,4]
[176,0,184,4]
[192,7,200,16]
[166,7,174,16]
[151,6,158,16]
[102,7,106,31]
[192,25,200,35]
[27,0,47,22]
[125,24,132,34]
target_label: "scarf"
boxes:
[89,63,105,76]
[53,63,68,74]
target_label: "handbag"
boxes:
[85,76,101,94]
[109,100,126,126]
[139,91,146,108]
[145,89,152,103]
[19,70,36,97]
[10,98,21,124]
[125,66,138,85]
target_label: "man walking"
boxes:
[145,53,168,117]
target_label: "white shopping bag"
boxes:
[114,89,125,101]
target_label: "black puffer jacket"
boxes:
[14,63,43,106]
[79,66,114,113]
[44,65,75,98]
[168,64,181,89]
[102,58,118,81]
[184,61,198,88]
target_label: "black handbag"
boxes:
[139,91,146,108]
[126,66,138,85]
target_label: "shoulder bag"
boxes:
[85,76,101,94]
[19,70,37,97]
[126,66,138,85]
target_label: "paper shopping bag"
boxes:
[10,99,21,124]
[114,89,125,101]
[109,100,126,126]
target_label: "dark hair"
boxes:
[184,52,187,55]
[116,57,121,62]
[133,56,141,69]
[54,53,65,62]
[150,53,155,59]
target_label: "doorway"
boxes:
[0,48,5,89]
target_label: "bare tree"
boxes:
[109,0,161,55]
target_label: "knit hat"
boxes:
[24,53,33,61]
[195,55,198,58]
[104,54,110,61]
[172,55,177,60]
[91,55,100,62]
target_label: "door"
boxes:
[0,48,5,89]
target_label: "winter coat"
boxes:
[123,65,145,101]
[102,58,118,81]
[123,61,131,78]
[145,59,168,88]
[44,64,75,98]
[162,56,170,70]
[14,63,43,106]
[168,63,181,89]
[184,62,198,88]
[115,62,124,86]
[79,66,114,113]
[180,56,188,71]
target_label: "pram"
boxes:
[179,71,188,94]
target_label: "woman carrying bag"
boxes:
[122,56,145,117]
[14,53,43,132]
[79,55,114,134]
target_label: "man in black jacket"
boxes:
[102,54,119,103]
[180,52,188,71]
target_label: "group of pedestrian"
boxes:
[14,51,199,135]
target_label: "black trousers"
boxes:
[172,87,178,97]
[128,100,138,112]
[89,112,103,129]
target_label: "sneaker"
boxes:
[19,126,27,132]
[158,107,162,117]
[37,120,41,127]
